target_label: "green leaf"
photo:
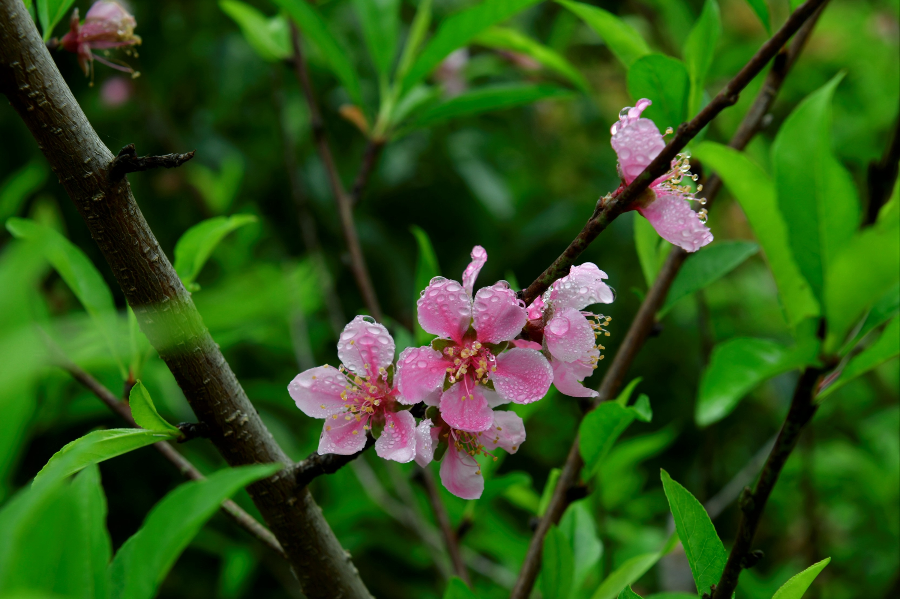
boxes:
[34,429,177,487]
[618,587,643,599]
[537,468,562,517]
[129,381,181,436]
[692,142,820,329]
[185,153,245,215]
[614,377,642,406]
[557,0,650,68]
[220,1,290,62]
[173,214,257,288]
[37,0,77,42]
[771,558,831,599]
[634,214,672,288]
[353,0,400,82]
[411,225,441,345]
[744,0,771,34]
[474,27,590,94]
[541,525,575,599]
[661,241,759,314]
[696,337,818,427]
[273,0,363,106]
[660,469,726,596]
[6,217,125,375]
[581,390,652,476]
[70,464,113,599]
[395,0,432,83]
[559,501,603,589]
[683,0,721,116]
[442,576,479,599]
[844,283,899,352]
[772,75,859,303]
[108,464,280,599]
[590,535,678,599]
[0,161,47,225]
[819,317,900,398]
[411,83,573,129]
[627,54,690,129]
[401,0,543,93]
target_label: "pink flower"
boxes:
[523,263,614,398]
[288,315,417,462]
[396,246,553,433]
[416,409,526,500]
[610,99,713,252]
[60,1,141,77]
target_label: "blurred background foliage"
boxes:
[0,0,898,598]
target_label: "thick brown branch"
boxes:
[0,3,371,597]
[109,143,195,181]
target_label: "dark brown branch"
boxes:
[520,0,829,305]
[421,468,471,585]
[176,421,211,443]
[349,139,385,206]
[509,4,827,596]
[0,3,371,596]
[109,143,195,181]
[293,436,376,489]
[866,117,900,224]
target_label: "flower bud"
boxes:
[59,1,141,78]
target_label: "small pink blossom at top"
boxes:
[60,1,141,77]
[288,315,417,463]
[611,99,713,252]
[522,263,614,398]
[396,246,553,433]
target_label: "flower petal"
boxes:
[473,282,528,344]
[288,366,349,418]
[552,359,599,398]
[462,245,488,296]
[492,348,553,404]
[396,346,448,406]
[510,339,542,351]
[318,414,368,455]
[638,191,713,252]
[440,439,484,500]
[375,410,417,463]
[484,411,526,454]
[439,380,494,432]
[414,419,436,468]
[545,308,597,363]
[549,263,615,311]
[417,277,472,344]
[483,386,509,408]
[611,100,666,184]
[526,295,545,321]
[337,315,396,376]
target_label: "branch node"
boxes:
[177,421,211,443]
[740,549,765,570]
[109,143,196,181]
[738,486,755,512]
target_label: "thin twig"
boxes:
[349,139,385,206]
[108,143,195,181]
[421,468,471,584]
[288,23,382,321]
[509,4,827,596]
[293,436,376,489]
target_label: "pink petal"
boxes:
[318,413,368,455]
[549,263,615,311]
[462,245,488,296]
[337,315,396,376]
[288,366,349,418]
[544,308,597,363]
[484,411,526,454]
[439,380,494,432]
[526,295,545,320]
[638,190,714,252]
[473,282,528,344]
[440,440,484,500]
[510,339,542,351]
[483,386,509,408]
[414,419,436,467]
[552,358,599,398]
[492,348,553,404]
[375,410,417,463]
[85,1,133,23]
[611,100,666,184]
[417,277,472,344]
[396,346,448,406]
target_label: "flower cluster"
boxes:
[59,1,141,79]
[289,246,615,499]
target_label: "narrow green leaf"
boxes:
[537,468,562,517]
[0,161,47,224]
[581,391,652,476]
[557,0,650,68]
[411,225,441,345]
[590,536,678,599]
[108,464,281,599]
[692,142,820,329]
[634,215,672,288]
[618,587,643,599]
[411,83,573,129]
[614,377,642,406]
[273,0,363,105]
[559,501,603,589]
[71,465,113,599]
[219,0,291,62]
[627,54,690,129]
[38,0,77,42]
[541,525,575,599]
[173,214,257,288]
[474,26,590,93]
[442,576,479,599]
[661,241,759,314]
[401,0,543,93]
[660,469,726,596]
[353,0,401,82]
[771,558,831,599]
[683,0,721,116]
[819,317,899,398]
[395,0,432,83]
[129,381,181,435]
[844,283,899,353]
[744,0,772,34]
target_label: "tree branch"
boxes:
[108,143,195,181]
[421,468,471,585]
[350,139,385,206]
[293,436,376,489]
[0,3,371,597]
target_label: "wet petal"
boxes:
[483,385,509,408]
[417,277,472,344]
[509,339,542,351]
[638,190,713,252]
[611,100,666,184]
[552,358,599,398]
[337,315,396,376]
[473,282,528,344]
[318,414,368,455]
[288,366,349,418]
[439,380,494,432]
[484,411,526,454]
[492,348,553,404]
[440,439,484,500]
[544,308,597,363]
[526,296,545,321]
[549,263,615,311]
[376,411,417,463]
[414,419,436,468]
[396,346,448,406]
[462,245,488,296]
